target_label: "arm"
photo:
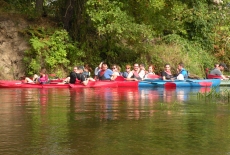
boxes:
[126,71,138,81]
[110,72,118,80]
[77,74,89,86]
[82,78,89,86]
[139,70,145,79]
[161,71,167,80]
[221,75,229,80]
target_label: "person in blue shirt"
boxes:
[177,62,188,80]
[97,62,113,80]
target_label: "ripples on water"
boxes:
[0,87,230,155]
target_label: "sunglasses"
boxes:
[126,68,130,69]
[112,67,116,69]
[134,66,139,67]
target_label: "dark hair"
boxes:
[140,63,145,67]
[178,62,184,68]
[164,63,170,67]
[84,64,92,72]
[40,68,46,74]
[77,66,84,70]
[102,62,108,66]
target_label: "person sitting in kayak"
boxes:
[97,62,113,80]
[144,64,156,78]
[162,64,174,80]
[122,64,132,78]
[37,68,49,84]
[176,62,188,80]
[111,64,121,80]
[69,66,89,85]
[140,63,147,74]
[94,61,103,79]
[24,68,48,84]
[83,64,92,78]
[62,67,77,84]
[126,63,145,81]
[210,63,229,80]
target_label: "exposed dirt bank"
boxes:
[0,13,30,80]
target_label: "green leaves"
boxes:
[86,0,152,40]
[23,28,84,75]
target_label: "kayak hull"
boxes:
[0,79,221,88]
[143,79,221,88]
[0,80,138,88]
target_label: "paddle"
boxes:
[164,82,176,89]
[186,79,212,87]
[198,82,212,87]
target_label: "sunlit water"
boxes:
[0,87,230,155]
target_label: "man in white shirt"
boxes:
[126,63,145,81]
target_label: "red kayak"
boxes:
[0,80,138,88]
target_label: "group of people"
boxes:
[27,61,230,86]
[24,62,190,85]
[91,62,189,82]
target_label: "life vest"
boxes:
[39,74,49,84]
[131,71,142,80]
[98,70,110,80]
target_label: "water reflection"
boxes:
[0,87,229,155]
[68,87,213,121]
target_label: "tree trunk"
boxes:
[35,0,44,17]
[62,0,74,31]
[62,0,89,42]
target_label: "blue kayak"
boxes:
[140,79,221,88]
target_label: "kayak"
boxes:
[143,79,221,88]
[0,80,138,88]
[0,78,221,88]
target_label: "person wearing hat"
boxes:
[69,66,89,85]
[210,63,229,80]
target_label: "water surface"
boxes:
[0,87,230,155]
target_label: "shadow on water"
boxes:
[0,86,230,155]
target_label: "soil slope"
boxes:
[0,14,30,80]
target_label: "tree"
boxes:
[35,0,44,16]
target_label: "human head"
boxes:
[133,63,139,71]
[77,66,84,73]
[164,64,171,71]
[219,63,227,71]
[40,68,46,75]
[126,65,131,72]
[140,64,145,70]
[111,64,118,71]
[73,66,78,73]
[178,62,184,70]
[101,62,108,71]
[84,64,92,72]
[148,64,155,73]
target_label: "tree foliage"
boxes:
[23,27,85,76]
[2,0,230,76]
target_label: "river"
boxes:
[0,87,230,155]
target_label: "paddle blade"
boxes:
[199,82,212,87]
[164,82,176,89]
